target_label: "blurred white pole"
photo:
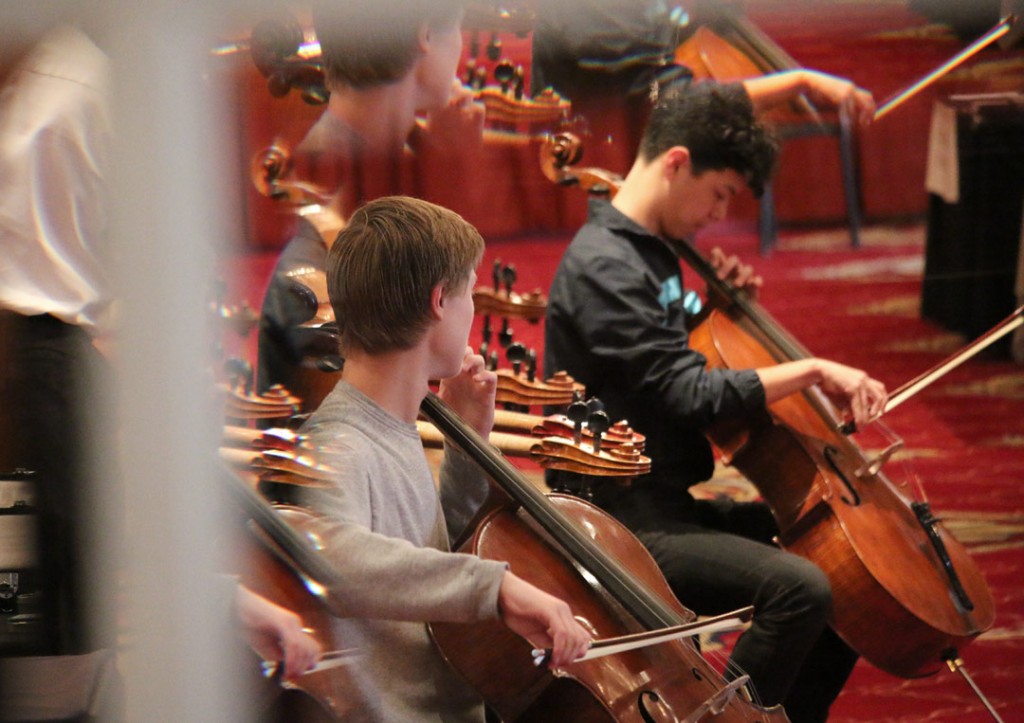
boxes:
[105,1,238,720]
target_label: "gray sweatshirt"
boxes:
[299,381,507,722]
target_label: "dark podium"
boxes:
[920,93,1024,357]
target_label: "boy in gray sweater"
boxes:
[299,196,591,721]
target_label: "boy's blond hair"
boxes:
[327,196,483,355]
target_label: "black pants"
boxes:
[589,477,858,722]
[2,313,109,655]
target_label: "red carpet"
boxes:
[229,219,1024,721]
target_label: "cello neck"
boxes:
[419,392,682,630]
[671,238,811,362]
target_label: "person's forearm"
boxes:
[741,69,810,112]
[756,358,823,404]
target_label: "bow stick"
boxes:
[874,7,1022,121]
[841,305,1024,434]
[531,606,753,667]
[261,647,363,683]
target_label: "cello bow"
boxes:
[840,305,1024,433]
[874,6,1023,121]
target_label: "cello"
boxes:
[537,136,995,682]
[422,392,788,722]
[220,461,361,721]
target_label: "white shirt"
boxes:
[0,26,112,335]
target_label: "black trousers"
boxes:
[2,313,109,655]
[588,476,859,722]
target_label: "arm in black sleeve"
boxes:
[569,252,765,429]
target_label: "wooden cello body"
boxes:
[681,248,995,678]
[423,393,788,722]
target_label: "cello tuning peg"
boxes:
[499,318,513,347]
[488,349,500,371]
[506,342,528,374]
[494,59,515,92]
[300,86,329,106]
[478,340,489,359]
[314,354,344,373]
[486,31,502,61]
[586,397,605,414]
[481,314,492,342]
[502,264,517,294]
[506,341,527,359]
[285,279,320,322]
[473,65,487,91]
[587,410,611,454]
[567,398,588,445]
[492,258,502,291]
[224,357,255,395]
[526,349,537,382]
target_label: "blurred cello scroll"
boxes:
[416,419,650,479]
[539,131,623,199]
[251,143,345,246]
[221,417,650,482]
[220,358,303,423]
[464,55,572,129]
[492,407,646,454]
[472,281,547,323]
[495,365,583,409]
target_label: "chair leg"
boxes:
[839,110,862,249]
[759,181,778,255]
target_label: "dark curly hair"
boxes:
[638,81,778,198]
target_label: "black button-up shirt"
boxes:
[544,199,766,487]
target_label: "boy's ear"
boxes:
[417,21,432,54]
[663,146,692,179]
[429,283,446,320]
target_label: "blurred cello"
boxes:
[673,4,822,125]
[221,461,361,721]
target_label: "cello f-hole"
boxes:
[638,689,662,723]
[824,445,861,506]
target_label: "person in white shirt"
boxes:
[0,24,113,655]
